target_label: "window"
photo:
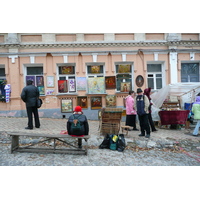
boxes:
[87,64,104,78]
[58,64,76,93]
[115,63,132,92]
[147,64,163,90]
[25,65,44,95]
[181,63,199,82]
[0,65,6,80]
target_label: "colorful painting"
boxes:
[47,76,54,87]
[77,77,87,91]
[58,80,68,93]
[105,76,116,89]
[46,89,55,95]
[88,77,105,94]
[91,96,102,109]
[26,76,35,86]
[91,65,101,73]
[69,78,76,92]
[120,82,131,92]
[61,99,73,113]
[36,76,44,87]
[38,86,45,95]
[77,96,88,109]
[61,66,73,74]
[135,75,144,87]
[118,64,131,73]
[106,95,116,107]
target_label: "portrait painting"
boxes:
[106,95,116,107]
[77,77,87,91]
[105,76,116,89]
[120,82,131,92]
[135,75,144,87]
[91,96,102,109]
[36,76,44,87]
[77,96,88,109]
[61,99,73,113]
[58,80,68,93]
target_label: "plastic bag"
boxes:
[117,134,126,152]
[99,134,110,149]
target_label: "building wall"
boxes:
[0,33,200,120]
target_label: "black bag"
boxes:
[99,134,110,149]
[36,98,43,108]
[117,134,126,152]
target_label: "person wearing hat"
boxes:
[143,87,157,132]
[21,79,40,129]
[67,106,89,136]
[135,88,151,138]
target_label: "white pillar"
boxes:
[169,52,178,83]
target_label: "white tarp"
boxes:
[150,82,200,121]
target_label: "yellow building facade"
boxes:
[0,33,200,120]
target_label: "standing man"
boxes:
[135,88,151,138]
[21,80,40,130]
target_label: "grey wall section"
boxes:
[0,108,126,121]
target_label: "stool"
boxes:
[121,125,131,136]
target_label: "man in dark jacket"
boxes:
[21,80,40,129]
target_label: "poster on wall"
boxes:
[88,77,105,94]
[77,77,87,91]
[91,96,102,109]
[36,76,44,87]
[58,80,68,93]
[106,95,116,107]
[77,96,88,109]
[26,76,35,86]
[120,82,131,92]
[61,99,73,113]
[105,76,116,89]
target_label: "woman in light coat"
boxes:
[192,93,200,136]
[125,91,138,131]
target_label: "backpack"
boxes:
[71,115,82,132]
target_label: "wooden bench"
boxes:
[8,132,90,155]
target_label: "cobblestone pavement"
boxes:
[0,117,200,166]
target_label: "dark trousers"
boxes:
[148,113,157,131]
[138,114,150,135]
[26,106,40,128]
[125,115,136,129]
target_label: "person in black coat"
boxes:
[67,106,89,136]
[21,80,40,129]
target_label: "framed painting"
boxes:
[105,76,116,89]
[106,95,116,107]
[91,96,102,110]
[61,66,74,74]
[61,99,73,113]
[69,78,76,92]
[118,64,131,73]
[120,82,131,92]
[58,80,68,93]
[36,76,44,87]
[46,89,55,95]
[77,77,87,91]
[135,75,144,87]
[91,65,101,73]
[77,96,88,109]
[26,76,35,86]
[37,86,45,95]
[88,77,105,94]
[46,76,54,87]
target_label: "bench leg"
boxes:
[78,138,82,149]
[11,135,19,153]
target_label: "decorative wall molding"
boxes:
[8,55,18,63]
